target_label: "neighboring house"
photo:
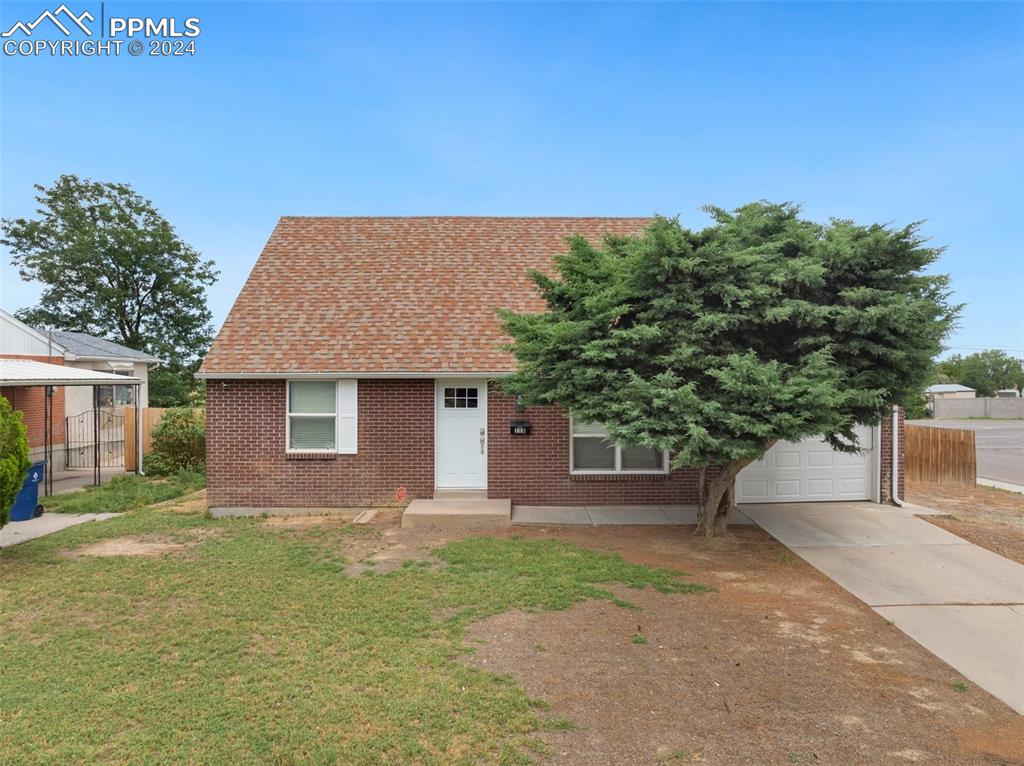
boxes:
[200,217,904,512]
[0,309,158,462]
[0,309,68,460]
[46,330,160,417]
[924,383,976,414]
[925,383,976,400]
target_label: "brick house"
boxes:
[0,309,159,463]
[200,217,905,511]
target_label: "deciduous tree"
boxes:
[937,350,1024,397]
[1,175,218,404]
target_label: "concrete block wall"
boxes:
[934,397,1024,419]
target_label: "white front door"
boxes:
[736,426,874,503]
[435,380,488,489]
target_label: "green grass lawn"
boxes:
[0,504,708,765]
[44,470,205,514]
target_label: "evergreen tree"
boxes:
[0,397,30,528]
[501,203,958,535]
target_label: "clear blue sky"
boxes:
[2,1,1022,357]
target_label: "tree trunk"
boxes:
[695,463,741,538]
[694,442,776,537]
[713,483,735,534]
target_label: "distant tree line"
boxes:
[934,349,1024,397]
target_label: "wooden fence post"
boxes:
[118,407,170,472]
[124,407,137,471]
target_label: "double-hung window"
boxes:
[287,380,358,453]
[570,420,667,474]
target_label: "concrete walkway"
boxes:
[741,502,1024,715]
[0,513,119,548]
[977,477,1024,495]
[51,468,127,495]
[512,504,755,526]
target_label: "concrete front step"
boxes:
[401,498,511,529]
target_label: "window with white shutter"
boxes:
[287,380,358,453]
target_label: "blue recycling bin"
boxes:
[9,460,46,522]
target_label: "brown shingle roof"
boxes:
[200,216,651,375]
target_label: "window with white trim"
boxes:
[287,380,358,453]
[97,370,136,407]
[570,420,667,473]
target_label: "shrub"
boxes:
[144,407,205,476]
[0,396,31,528]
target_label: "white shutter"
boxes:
[337,380,358,454]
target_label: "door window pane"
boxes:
[573,437,616,470]
[290,416,336,450]
[443,386,479,408]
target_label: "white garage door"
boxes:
[736,426,874,503]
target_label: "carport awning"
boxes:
[0,359,142,387]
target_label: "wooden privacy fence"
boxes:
[905,424,976,486]
[121,407,169,471]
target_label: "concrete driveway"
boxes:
[741,501,1024,715]
[911,419,1024,485]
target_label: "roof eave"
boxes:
[71,355,163,365]
[0,377,143,387]
[0,309,71,355]
[196,370,515,380]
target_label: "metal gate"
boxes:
[65,409,125,468]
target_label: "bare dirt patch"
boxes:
[460,524,1024,765]
[908,481,1024,564]
[263,509,453,575]
[164,490,209,514]
[62,527,221,559]
[71,538,188,557]
[262,512,361,528]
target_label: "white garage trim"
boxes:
[737,425,876,504]
[874,424,882,503]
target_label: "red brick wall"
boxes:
[206,378,905,509]
[878,406,906,503]
[487,385,702,505]
[206,379,435,507]
[0,355,66,449]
